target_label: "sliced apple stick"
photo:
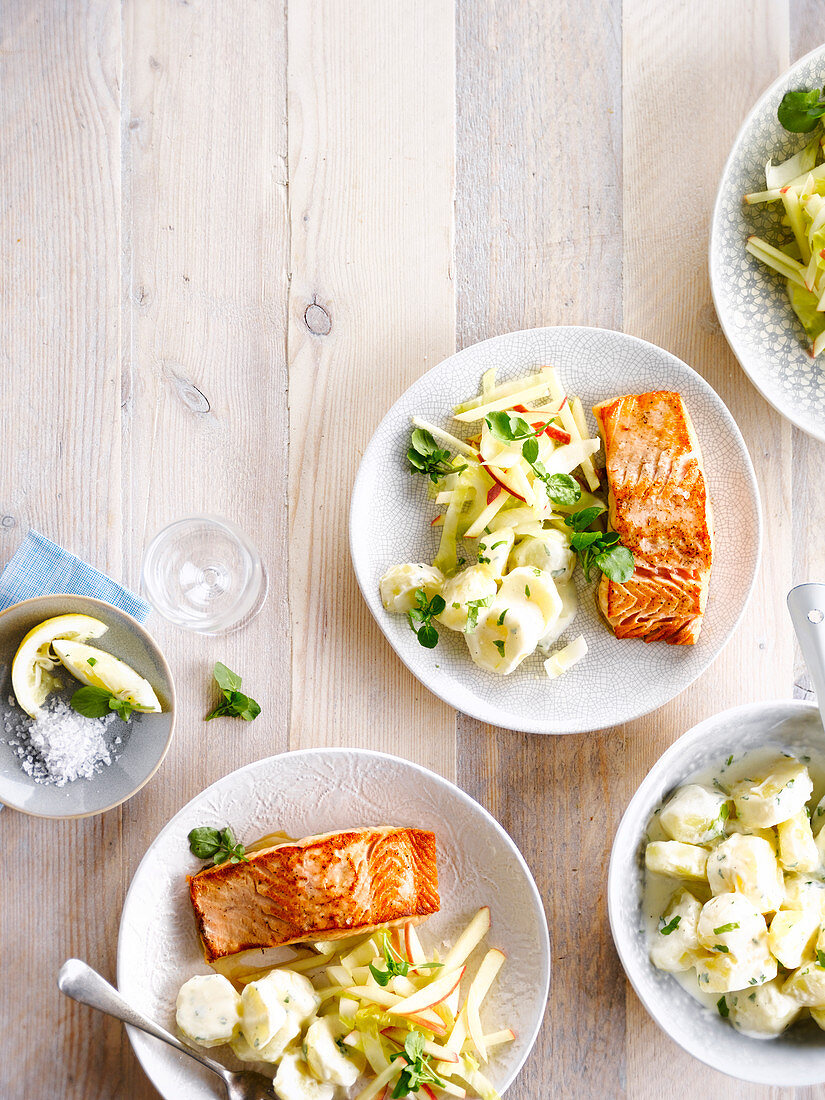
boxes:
[344,984,402,1009]
[433,483,470,574]
[388,966,465,1017]
[781,186,812,263]
[464,948,506,1062]
[404,921,427,966]
[480,367,497,396]
[452,381,553,422]
[745,236,807,287]
[440,907,491,972]
[411,417,479,459]
[353,1060,401,1100]
[483,1027,516,1048]
[380,1027,459,1063]
[540,367,600,489]
[463,491,508,538]
[744,187,782,204]
[439,1005,469,1067]
[453,372,547,415]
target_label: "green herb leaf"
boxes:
[465,596,491,633]
[86,657,97,667]
[594,544,634,583]
[658,915,681,936]
[816,949,825,969]
[188,825,248,864]
[69,685,113,719]
[206,663,261,721]
[369,933,410,987]
[543,473,581,506]
[565,506,604,532]
[493,639,506,657]
[407,589,446,649]
[407,429,467,484]
[778,88,825,132]
[717,996,729,1018]
[713,922,740,935]
[69,685,135,722]
[712,944,730,953]
[486,411,553,443]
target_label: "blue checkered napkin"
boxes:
[0,530,151,622]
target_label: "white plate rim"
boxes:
[607,699,825,1086]
[709,42,825,445]
[349,324,762,735]
[117,746,551,1098]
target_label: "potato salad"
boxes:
[175,907,511,1099]
[644,748,825,1038]
[379,366,633,680]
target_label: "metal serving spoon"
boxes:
[57,959,276,1100]
[788,582,825,730]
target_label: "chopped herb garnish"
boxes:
[816,950,825,970]
[712,944,730,953]
[465,596,492,633]
[658,915,681,936]
[490,540,507,550]
[725,755,733,767]
[713,923,739,935]
[493,639,506,657]
[525,584,531,598]
[497,608,508,626]
[717,996,729,1018]
[87,657,97,667]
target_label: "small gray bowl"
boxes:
[608,700,825,1086]
[0,595,176,818]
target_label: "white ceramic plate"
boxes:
[711,43,825,442]
[608,701,825,1086]
[350,326,761,734]
[117,748,550,1099]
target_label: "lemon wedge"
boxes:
[51,640,162,713]
[11,614,109,717]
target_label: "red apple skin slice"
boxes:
[393,966,465,1016]
[484,465,527,503]
[486,483,502,506]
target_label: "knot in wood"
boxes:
[304,301,332,336]
[176,379,211,414]
[1,515,16,529]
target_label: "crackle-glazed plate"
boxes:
[711,44,825,442]
[117,748,550,1100]
[350,326,761,735]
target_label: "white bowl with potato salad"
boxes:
[350,326,760,734]
[608,700,825,1086]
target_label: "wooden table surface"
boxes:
[3,2,825,1097]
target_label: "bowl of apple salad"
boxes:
[175,907,512,1100]
[378,367,633,680]
[643,746,825,1040]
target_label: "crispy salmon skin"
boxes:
[592,391,713,645]
[189,826,439,963]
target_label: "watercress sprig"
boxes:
[563,507,634,583]
[70,685,136,723]
[407,428,467,483]
[485,411,582,507]
[407,589,445,648]
[205,662,261,721]
[390,1031,448,1097]
[188,825,248,865]
[778,87,825,133]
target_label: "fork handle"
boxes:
[788,583,825,729]
[58,958,230,1084]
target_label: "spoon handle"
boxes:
[787,583,825,726]
[57,958,229,1084]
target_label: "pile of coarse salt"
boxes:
[3,695,122,786]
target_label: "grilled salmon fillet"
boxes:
[189,826,439,963]
[592,391,713,645]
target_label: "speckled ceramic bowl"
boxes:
[711,43,825,442]
[608,700,825,1085]
[0,595,175,818]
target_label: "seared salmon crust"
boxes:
[592,391,713,646]
[189,826,439,962]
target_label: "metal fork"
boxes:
[57,959,276,1100]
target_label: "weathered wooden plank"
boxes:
[0,2,125,1097]
[286,0,457,779]
[119,1,289,1094]
[623,2,795,1097]
[455,1,625,1096]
